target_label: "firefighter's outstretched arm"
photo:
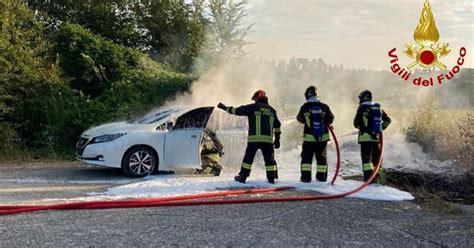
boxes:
[217,102,227,110]
[217,102,248,116]
[382,110,391,130]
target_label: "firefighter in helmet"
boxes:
[353,90,391,182]
[218,90,281,184]
[296,86,334,182]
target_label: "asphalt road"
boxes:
[0,161,472,247]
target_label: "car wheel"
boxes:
[122,146,157,178]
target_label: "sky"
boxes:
[243,0,474,70]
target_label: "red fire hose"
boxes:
[328,125,340,185]
[0,133,383,216]
[0,187,293,215]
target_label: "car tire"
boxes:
[122,146,157,178]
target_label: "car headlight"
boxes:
[91,133,127,144]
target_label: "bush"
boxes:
[15,70,193,155]
[0,124,20,155]
[406,96,473,172]
[97,56,193,121]
[405,96,438,153]
[53,23,141,98]
[14,83,90,152]
[3,19,193,157]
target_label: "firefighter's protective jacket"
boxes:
[353,101,391,143]
[296,100,334,142]
[226,102,281,143]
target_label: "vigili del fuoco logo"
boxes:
[387,0,467,87]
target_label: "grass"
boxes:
[387,100,473,173]
[344,172,465,215]
[408,186,465,215]
[0,148,75,164]
[383,169,471,215]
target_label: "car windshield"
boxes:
[129,109,179,124]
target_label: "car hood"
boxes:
[81,122,151,138]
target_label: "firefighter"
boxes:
[353,90,391,182]
[197,129,224,176]
[296,86,334,182]
[217,90,281,184]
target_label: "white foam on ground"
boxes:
[44,131,419,202]
[85,168,413,201]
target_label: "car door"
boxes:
[164,107,214,169]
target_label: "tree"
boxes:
[0,0,56,120]
[136,0,207,71]
[0,0,61,151]
[52,22,141,98]
[27,0,149,49]
[207,0,252,58]
[28,0,208,72]
[193,0,252,72]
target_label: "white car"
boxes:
[76,106,223,177]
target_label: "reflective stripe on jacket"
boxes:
[226,102,281,143]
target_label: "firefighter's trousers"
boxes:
[239,142,278,180]
[300,141,328,182]
[360,142,382,182]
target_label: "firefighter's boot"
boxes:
[300,164,312,183]
[316,164,328,182]
[363,162,374,182]
[300,177,311,183]
[234,175,246,183]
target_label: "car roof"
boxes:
[131,106,210,125]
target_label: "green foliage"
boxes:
[14,83,93,151]
[53,22,141,97]
[27,0,208,73]
[23,27,192,154]
[98,56,193,121]
[136,0,207,71]
[0,123,20,156]
[27,0,149,49]
[0,0,54,120]
[26,0,254,73]
[0,1,194,156]
[14,64,192,154]
[0,0,61,156]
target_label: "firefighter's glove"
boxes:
[217,102,227,110]
[274,138,281,149]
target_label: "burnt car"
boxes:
[76,107,223,177]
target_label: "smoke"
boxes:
[157,1,472,174]
[168,61,280,108]
[165,54,471,174]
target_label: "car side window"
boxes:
[156,123,167,130]
[156,121,173,131]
